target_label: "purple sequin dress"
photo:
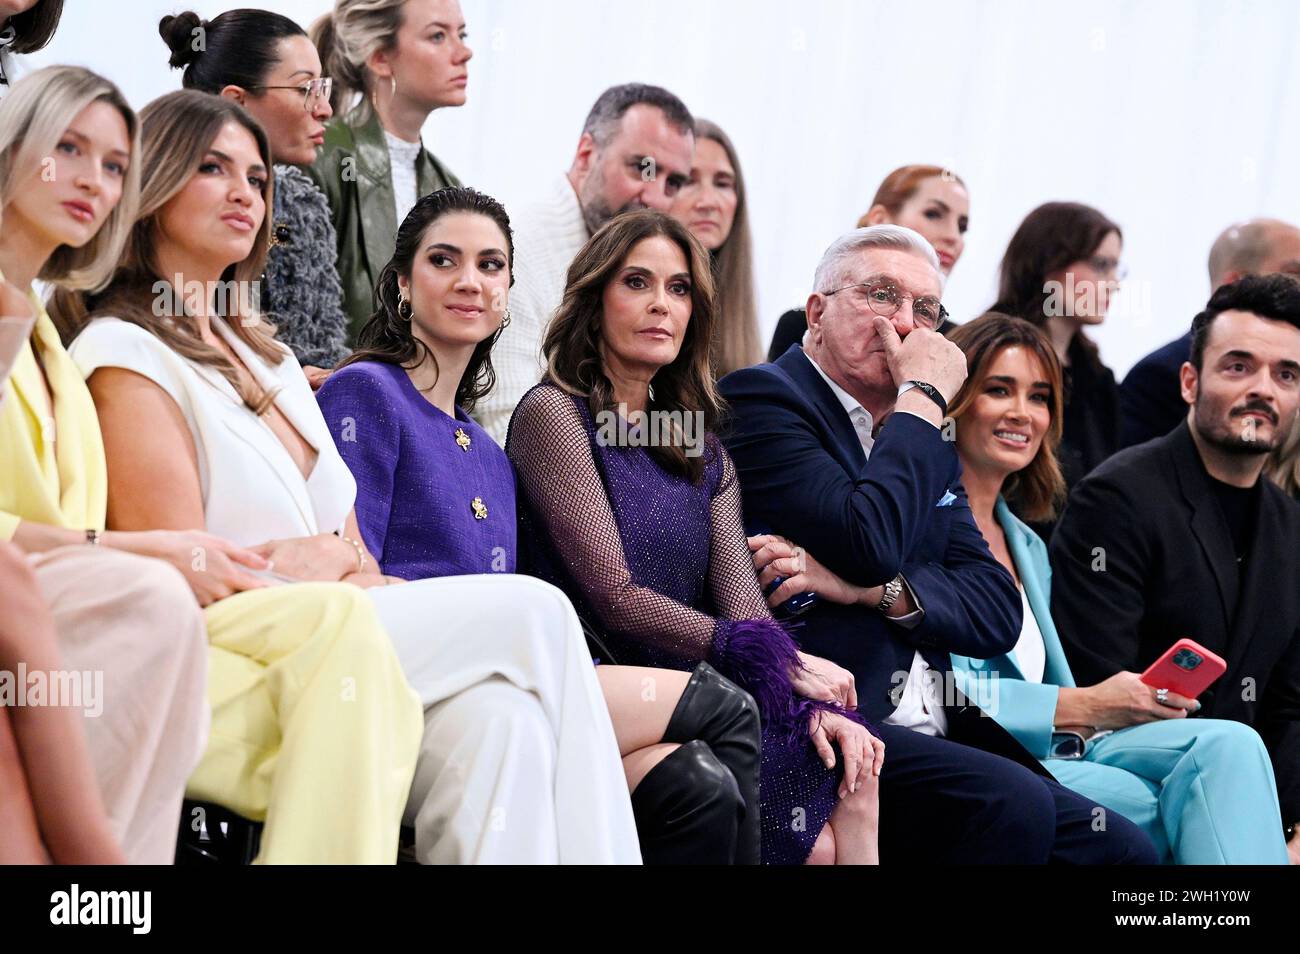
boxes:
[506,384,852,865]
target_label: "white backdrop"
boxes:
[25,0,1300,376]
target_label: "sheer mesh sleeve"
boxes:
[508,386,817,728]
[507,385,721,660]
[706,441,776,622]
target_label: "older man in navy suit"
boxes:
[719,225,1156,865]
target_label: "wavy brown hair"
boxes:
[543,209,721,483]
[339,186,513,413]
[948,312,1067,522]
[52,90,283,412]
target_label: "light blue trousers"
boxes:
[1045,718,1289,864]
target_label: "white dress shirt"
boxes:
[476,173,591,444]
[804,350,948,737]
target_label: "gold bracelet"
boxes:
[338,533,366,574]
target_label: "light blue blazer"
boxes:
[951,497,1289,864]
[950,498,1073,758]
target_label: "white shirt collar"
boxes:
[803,349,871,419]
[802,349,875,456]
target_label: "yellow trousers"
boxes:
[186,582,423,864]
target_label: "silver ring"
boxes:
[1155,687,1169,705]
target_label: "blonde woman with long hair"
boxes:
[60,90,642,865]
[0,65,210,864]
[8,69,425,865]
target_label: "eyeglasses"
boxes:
[250,77,333,112]
[821,278,948,330]
[1084,256,1128,281]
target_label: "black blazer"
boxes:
[1049,421,1300,824]
[720,346,1047,773]
[1118,330,1192,448]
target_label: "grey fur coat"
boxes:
[263,165,351,368]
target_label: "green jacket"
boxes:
[305,104,460,342]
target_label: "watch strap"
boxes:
[899,380,948,415]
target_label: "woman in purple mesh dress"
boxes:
[506,210,885,865]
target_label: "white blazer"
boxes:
[70,316,355,546]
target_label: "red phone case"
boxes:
[1139,638,1227,700]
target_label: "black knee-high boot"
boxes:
[630,739,743,864]
[661,662,762,864]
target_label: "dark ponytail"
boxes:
[159,9,307,93]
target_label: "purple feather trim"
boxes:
[710,618,875,743]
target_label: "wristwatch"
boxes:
[874,575,904,613]
[898,380,948,415]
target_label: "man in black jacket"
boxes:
[1119,218,1300,447]
[1052,274,1300,863]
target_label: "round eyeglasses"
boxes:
[821,279,948,330]
[250,77,333,112]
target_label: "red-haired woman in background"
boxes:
[767,163,969,360]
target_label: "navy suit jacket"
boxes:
[719,346,1024,727]
[1118,330,1192,448]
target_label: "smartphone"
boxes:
[1139,638,1226,700]
[748,520,819,617]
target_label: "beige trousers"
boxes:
[29,545,209,864]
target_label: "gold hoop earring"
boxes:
[500,308,511,329]
[398,297,413,321]
[390,75,397,99]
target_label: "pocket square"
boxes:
[936,490,957,507]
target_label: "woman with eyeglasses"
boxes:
[310,0,468,342]
[767,164,970,361]
[161,9,348,382]
[990,201,1126,519]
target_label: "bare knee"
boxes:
[806,823,836,865]
[598,666,693,755]
[622,741,679,792]
[835,773,880,822]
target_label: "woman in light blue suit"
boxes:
[946,313,1288,864]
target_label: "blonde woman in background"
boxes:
[5,67,425,864]
[0,65,211,864]
[308,0,468,340]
